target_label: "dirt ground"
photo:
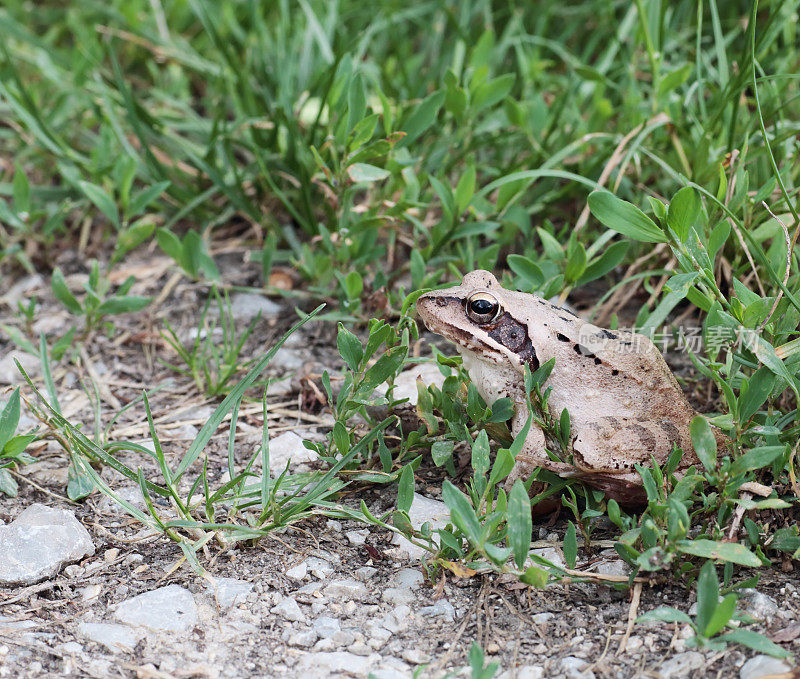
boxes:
[1,248,798,678]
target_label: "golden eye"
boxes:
[465,291,501,324]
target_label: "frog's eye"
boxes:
[466,292,501,324]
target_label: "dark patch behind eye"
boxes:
[488,312,539,370]
[556,333,570,342]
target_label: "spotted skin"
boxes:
[417,270,728,505]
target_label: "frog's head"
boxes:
[416,270,538,370]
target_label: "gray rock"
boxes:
[392,492,450,560]
[740,655,792,679]
[305,557,333,579]
[286,560,308,581]
[288,629,317,648]
[530,547,566,570]
[323,579,369,601]
[348,640,372,656]
[295,651,376,676]
[499,667,544,679]
[207,577,253,608]
[402,648,430,664]
[596,558,631,578]
[78,622,141,653]
[266,431,317,472]
[0,504,95,585]
[355,566,377,581]
[739,589,781,620]
[560,656,595,679]
[0,351,40,386]
[659,651,705,678]
[114,585,198,633]
[383,568,424,605]
[230,293,281,320]
[271,347,305,371]
[373,363,447,406]
[346,529,369,546]
[419,599,454,622]
[531,612,554,625]
[313,616,341,639]
[56,641,83,655]
[271,596,305,622]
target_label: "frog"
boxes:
[416,270,726,503]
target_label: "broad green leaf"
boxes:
[471,429,491,482]
[657,63,693,96]
[51,268,82,314]
[397,464,415,513]
[563,520,577,569]
[156,228,185,269]
[0,388,21,452]
[703,593,737,638]
[577,241,629,286]
[430,440,454,467]
[96,296,152,315]
[336,323,363,372]
[471,73,515,112]
[719,629,793,658]
[695,561,720,637]
[12,163,30,214]
[128,181,171,217]
[508,480,532,569]
[520,565,548,587]
[347,163,390,183]
[487,448,515,487]
[79,180,119,230]
[588,191,667,243]
[0,468,18,497]
[507,255,544,288]
[690,416,717,472]
[729,446,785,476]
[442,480,483,547]
[676,539,761,567]
[400,90,445,146]
[455,165,476,214]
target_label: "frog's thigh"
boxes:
[574,417,677,468]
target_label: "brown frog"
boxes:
[417,270,725,503]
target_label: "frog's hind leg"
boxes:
[573,416,693,472]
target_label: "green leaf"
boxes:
[667,186,700,242]
[0,388,21,452]
[690,416,717,472]
[657,63,693,96]
[676,539,761,567]
[430,440,454,467]
[667,497,690,542]
[78,180,119,230]
[471,429,491,482]
[336,323,363,372]
[588,191,667,243]
[397,464,415,513]
[346,163,390,183]
[507,255,544,288]
[455,165,476,214]
[563,520,577,569]
[564,240,587,284]
[703,593,737,638]
[471,73,515,112]
[156,228,186,270]
[508,480,532,569]
[442,480,483,547]
[0,468,18,497]
[487,448,515,487]
[695,561,720,637]
[719,629,793,658]
[729,446,785,476]
[51,268,82,314]
[576,241,629,286]
[400,90,445,146]
[114,218,155,261]
[520,565,548,587]
[12,163,30,215]
[346,72,367,136]
[96,295,152,315]
[128,181,171,218]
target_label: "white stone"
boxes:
[271,347,305,371]
[418,599,454,621]
[207,577,253,608]
[530,547,566,570]
[355,566,377,581]
[596,558,631,578]
[323,579,369,601]
[740,655,792,679]
[313,616,341,639]
[295,651,376,676]
[286,561,308,581]
[288,629,317,648]
[78,622,141,653]
[739,589,781,620]
[0,504,95,585]
[230,293,281,320]
[114,585,198,633]
[560,656,595,679]
[265,431,316,472]
[659,651,705,678]
[500,667,545,679]
[373,363,447,405]
[271,596,305,622]
[346,529,369,546]
[392,492,450,560]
